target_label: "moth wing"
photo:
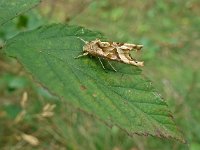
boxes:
[122,43,143,51]
[116,47,131,63]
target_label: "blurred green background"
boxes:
[0,0,199,149]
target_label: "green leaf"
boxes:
[0,0,40,26]
[3,24,185,142]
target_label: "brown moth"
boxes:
[76,38,144,71]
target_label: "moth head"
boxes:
[99,41,110,47]
[83,39,100,52]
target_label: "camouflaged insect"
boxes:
[76,38,144,71]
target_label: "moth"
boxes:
[75,37,144,71]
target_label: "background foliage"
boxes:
[0,0,200,149]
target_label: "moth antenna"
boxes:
[77,37,88,44]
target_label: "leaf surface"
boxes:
[3,24,184,142]
[0,0,40,25]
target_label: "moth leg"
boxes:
[98,57,106,70]
[74,52,88,59]
[107,61,117,72]
[77,37,88,44]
